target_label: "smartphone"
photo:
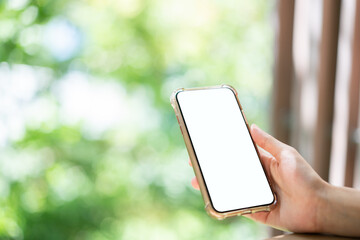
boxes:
[170,85,276,219]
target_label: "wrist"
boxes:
[313,180,332,233]
[314,183,360,236]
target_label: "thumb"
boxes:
[250,124,286,159]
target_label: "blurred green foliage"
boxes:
[0,0,274,239]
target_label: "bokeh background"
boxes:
[2,0,360,239]
[0,0,275,239]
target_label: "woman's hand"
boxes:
[190,124,328,233]
[190,124,360,236]
[242,124,327,233]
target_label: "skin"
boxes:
[189,124,360,237]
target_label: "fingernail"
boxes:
[251,124,259,132]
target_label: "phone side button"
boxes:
[251,208,264,214]
[179,126,184,135]
[238,210,252,216]
[242,110,249,125]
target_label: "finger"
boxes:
[258,147,273,159]
[257,148,275,182]
[251,124,287,159]
[244,211,285,232]
[243,211,269,224]
[258,148,273,174]
[191,177,200,190]
[257,148,281,198]
[269,156,281,187]
[189,159,192,167]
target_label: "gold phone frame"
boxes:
[170,85,276,220]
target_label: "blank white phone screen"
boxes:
[177,87,274,212]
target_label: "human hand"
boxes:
[190,124,328,233]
